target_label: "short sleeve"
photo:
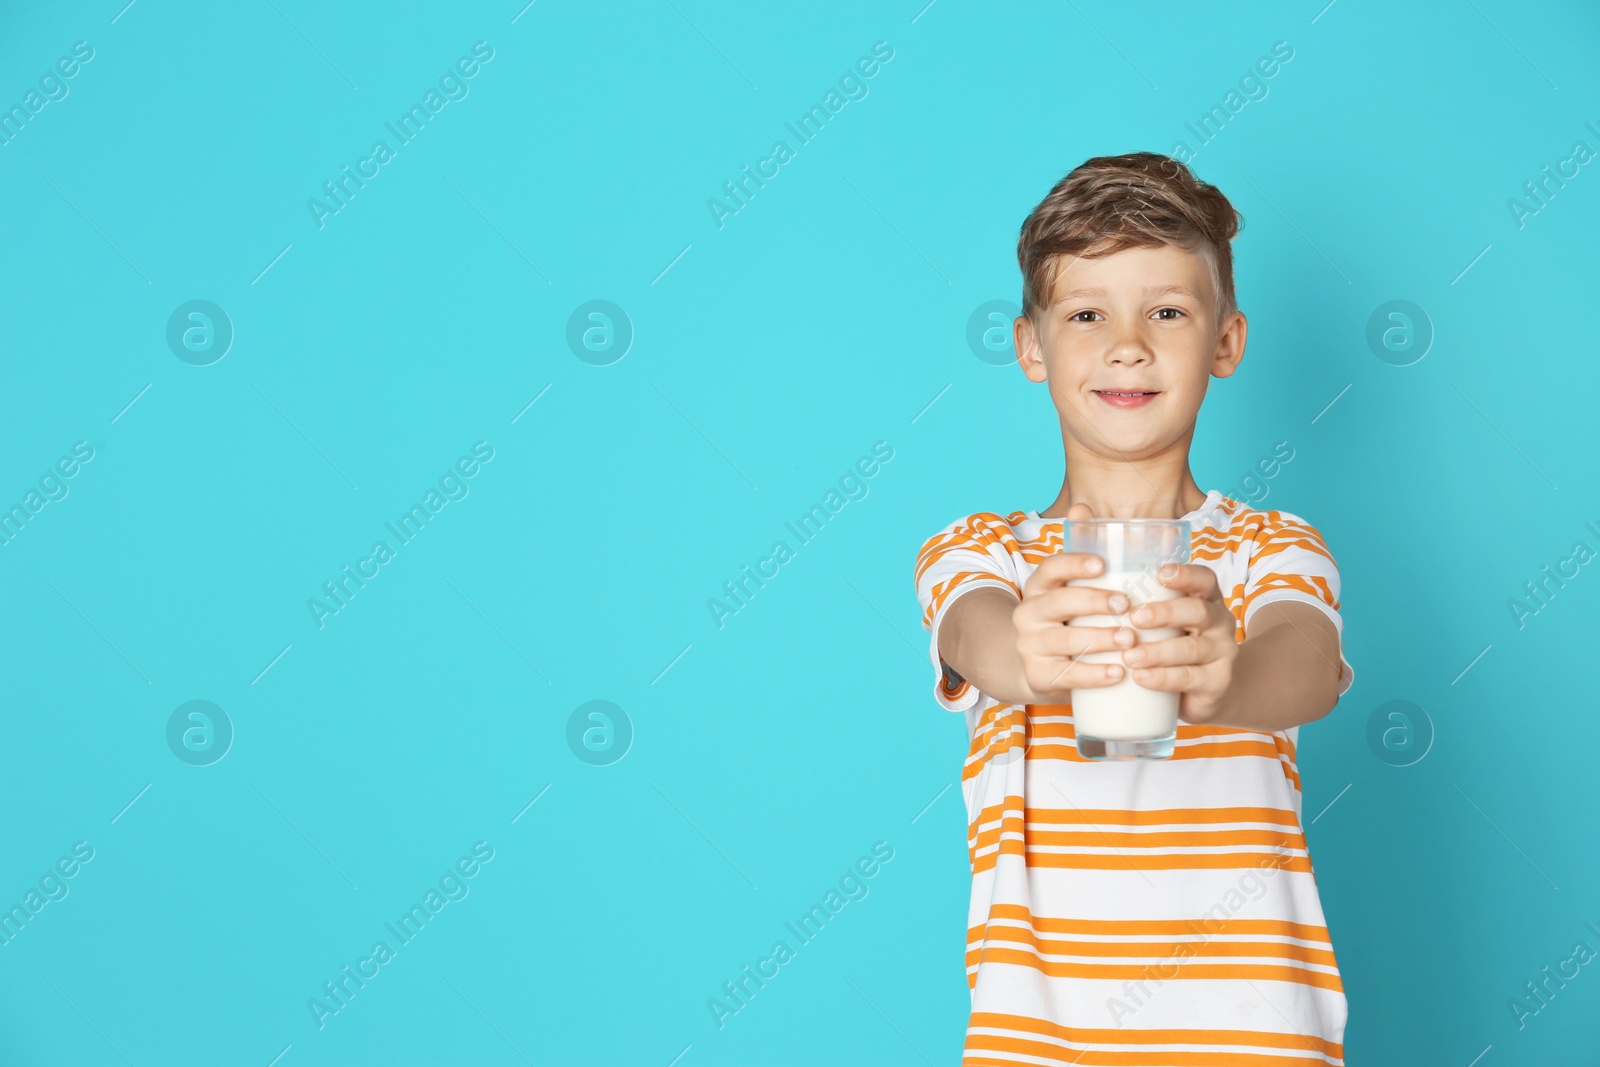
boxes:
[1240,511,1355,697]
[913,513,1024,712]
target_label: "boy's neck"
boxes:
[1038,472,1209,521]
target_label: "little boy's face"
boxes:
[1014,242,1245,459]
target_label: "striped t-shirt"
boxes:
[913,489,1353,1066]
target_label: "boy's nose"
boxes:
[1106,335,1153,365]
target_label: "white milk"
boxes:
[1067,572,1181,741]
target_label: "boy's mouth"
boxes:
[1092,389,1160,409]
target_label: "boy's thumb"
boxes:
[1064,501,1094,521]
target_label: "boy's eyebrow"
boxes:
[1054,284,1201,300]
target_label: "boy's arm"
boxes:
[1121,564,1347,732]
[939,589,1035,706]
[940,557,1133,707]
[1194,600,1342,732]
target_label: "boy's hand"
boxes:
[1119,562,1240,723]
[1012,502,1138,701]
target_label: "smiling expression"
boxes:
[1014,242,1247,460]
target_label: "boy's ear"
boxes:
[1210,310,1247,380]
[1015,314,1048,382]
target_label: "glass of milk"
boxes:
[1064,518,1191,761]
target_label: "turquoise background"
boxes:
[1,0,1597,1063]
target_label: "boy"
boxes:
[914,152,1353,1065]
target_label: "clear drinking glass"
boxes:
[1064,518,1191,761]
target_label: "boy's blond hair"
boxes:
[1017,152,1243,328]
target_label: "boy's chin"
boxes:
[1070,431,1170,455]
[1084,412,1186,442]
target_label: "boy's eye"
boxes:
[1154,307,1185,320]
[1069,310,1103,323]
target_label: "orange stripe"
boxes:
[970,817,1307,852]
[965,1047,1335,1067]
[915,547,985,588]
[964,1031,1340,1067]
[1193,517,1330,560]
[969,925,1340,968]
[939,674,972,703]
[923,572,1021,625]
[971,799,1302,829]
[967,1010,1343,1059]
[972,905,1332,943]
[1025,737,1288,763]
[1018,742,1302,793]
[915,521,999,571]
[963,707,1028,774]
[1017,529,1059,555]
[1190,538,1250,560]
[1012,504,1325,556]
[965,725,1021,762]
[1252,530,1333,566]
[1020,712,1295,754]
[1193,519,1270,554]
[971,710,1022,742]
[913,513,1020,582]
[964,708,1026,763]
[1031,718,1290,752]
[970,839,1316,874]
[1269,732,1302,794]
[1280,757,1302,793]
[1242,575,1337,614]
[962,737,1302,784]
[967,946,1344,992]
[1016,717,1304,792]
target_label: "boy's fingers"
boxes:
[1128,594,1210,630]
[1025,583,1128,624]
[1038,622,1134,659]
[1121,631,1219,669]
[1036,657,1125,694]
[1024,620,1126,662]
[1128,663,1206,693]
[1156,563,1220,598]
[1023,551,1109,595]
